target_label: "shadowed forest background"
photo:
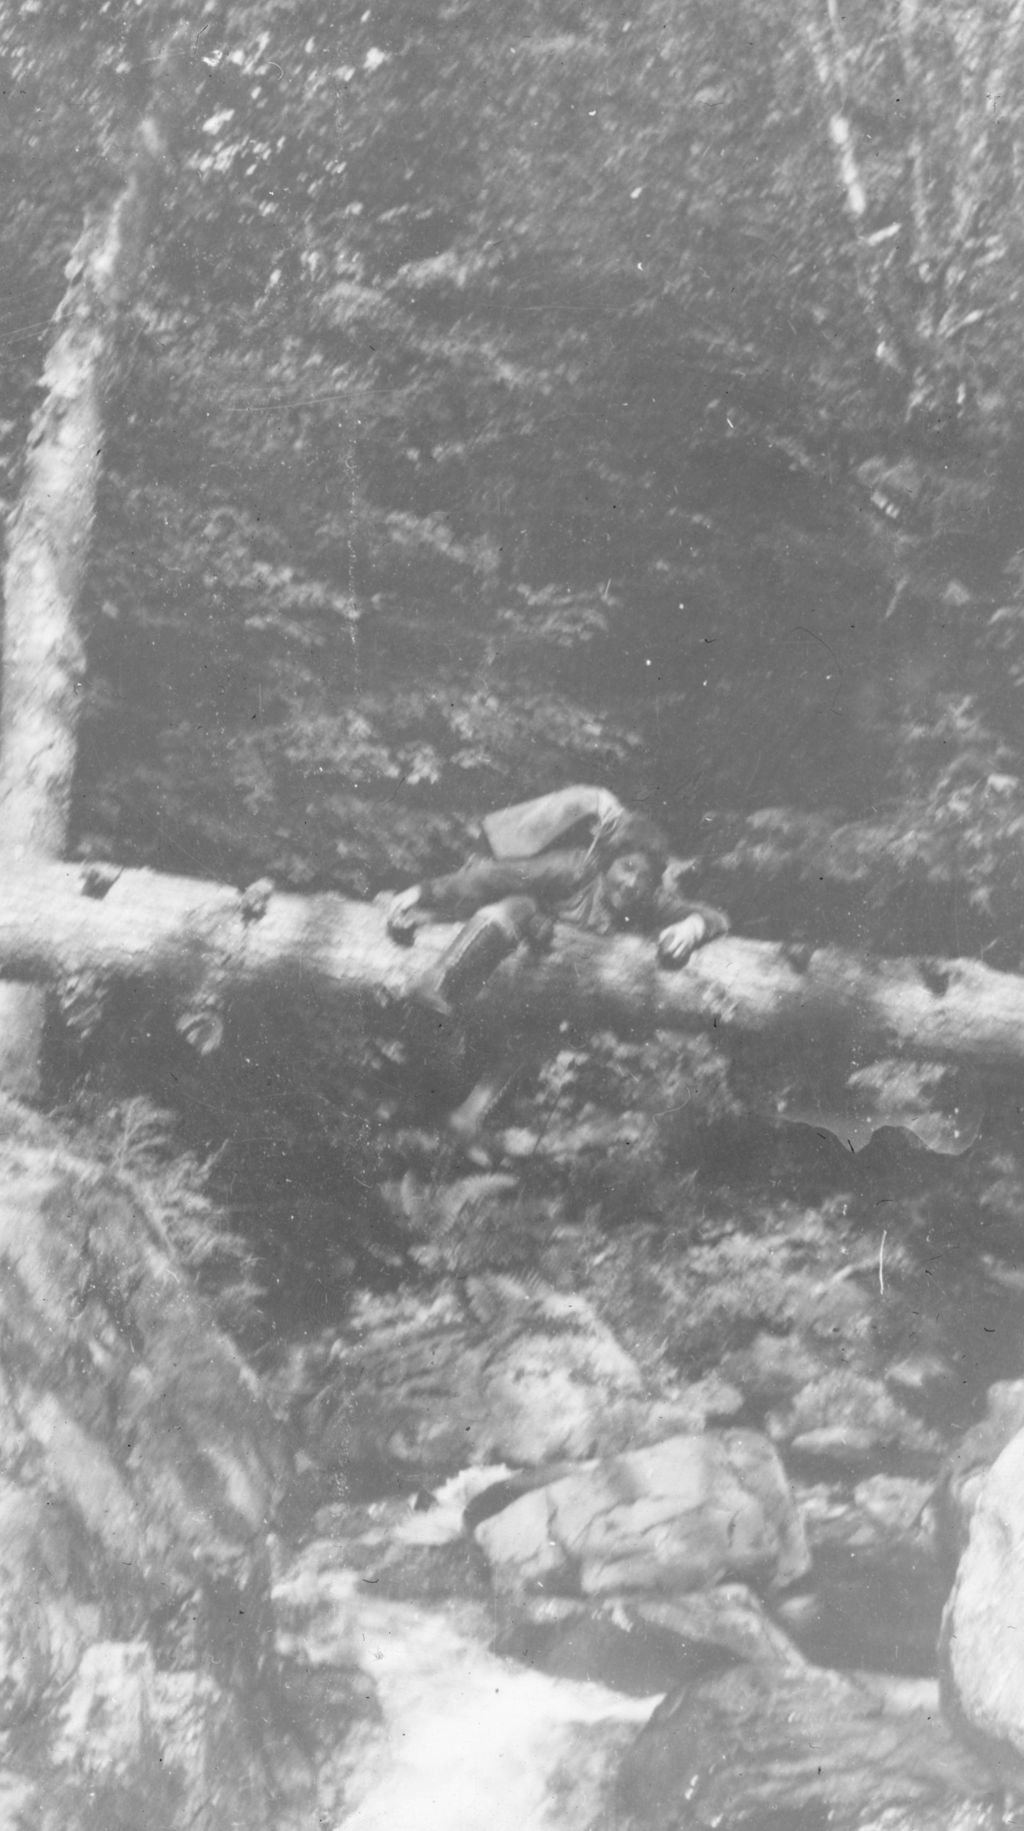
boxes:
[12,0,1024,921]
[7,0,1024,1207]
[7,3,1024,1824]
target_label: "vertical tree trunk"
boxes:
[0,38,187,1094]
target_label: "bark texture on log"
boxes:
[1,860,1024,1066]
[0,37,188,1092]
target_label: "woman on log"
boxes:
[385,786,729,1155]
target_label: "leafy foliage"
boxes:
[59,1093,264,1327]
[3,0,1023,938]
[8,0,1024,1399]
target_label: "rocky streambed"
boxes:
[6,1095,1024,1830]
[265,1165,1024,1831]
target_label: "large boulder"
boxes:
[607,1661,992,1831]
[940,1421,1024,1782]
[934,1379,1024,1568]
[0,1099,291,1828]
[473,1429,810,1599]
[495,1584,811,1693]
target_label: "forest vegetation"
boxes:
[5,0,1024,1195]
[5,1,1024,1823]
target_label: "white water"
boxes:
[275,1558,661,1831]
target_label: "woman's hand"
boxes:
[385,884,423,943]
[656,912,709,967]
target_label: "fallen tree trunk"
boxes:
[5,859,1024,1067]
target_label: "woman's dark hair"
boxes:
[595,811,670,873]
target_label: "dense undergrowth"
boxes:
[61,1005,1024,1506]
